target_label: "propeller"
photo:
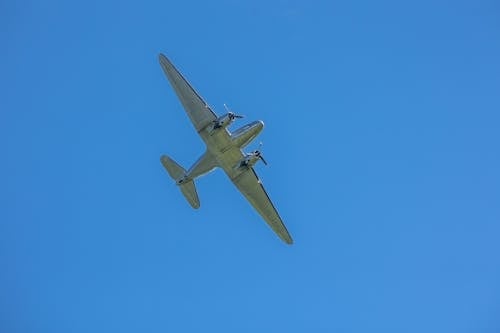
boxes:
[255,151,268,165]
[224,103,244,119]
[252,142,268,166]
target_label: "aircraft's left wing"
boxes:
[231,168,293,244]
[159,54,217,132]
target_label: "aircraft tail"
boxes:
[160,155,200,209]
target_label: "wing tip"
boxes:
[278,229,293,245]
[158,53,170,67]
[190,200,201,209]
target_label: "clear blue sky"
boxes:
[2,0,499,332]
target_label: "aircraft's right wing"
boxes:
[231,167,293,244]
[159,54,217,132]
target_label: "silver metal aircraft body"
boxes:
[158,53,293,244]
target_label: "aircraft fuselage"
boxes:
[186,119,264,181]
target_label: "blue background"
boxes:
[2,0,499,332]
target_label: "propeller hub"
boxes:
[224,104,244,120]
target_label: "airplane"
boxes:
[158,53,293,244]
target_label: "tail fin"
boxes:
[160,155,200,209]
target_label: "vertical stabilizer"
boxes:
[160,155,200,209]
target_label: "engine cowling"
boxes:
[237,150,267,169]
[211,110,244,133]
[241,154,259,167]
[212,113,234,130]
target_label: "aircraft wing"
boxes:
[159,54,217,132]
[231,168,293,244]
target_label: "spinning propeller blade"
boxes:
[253,142,268,166]
[224,103,244,119]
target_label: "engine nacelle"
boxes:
[236,150,267,169]
[212,113,233,130]
[211,111,244,133]
[240,154,260,168]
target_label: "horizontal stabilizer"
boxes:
[160,155,200,209]
[179,181,200,209]
[160,155,185,180]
